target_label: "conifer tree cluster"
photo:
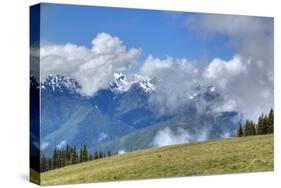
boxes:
[40,144,118,172]
[237,109,274,137]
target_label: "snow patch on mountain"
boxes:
[188,85,215,100]
[41,73,155,95]
[110,72,154,93]
[41,74,80,93]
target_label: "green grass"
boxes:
[40,134,273,185]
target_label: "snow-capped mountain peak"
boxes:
[42,74,80,93]
[138,79,154,92]
[41,73,154,95]
[111,72,154,93]
[111,72,132,93]
[113,72,125,81]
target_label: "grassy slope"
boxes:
[30,168,40,185]
[41,134,273,185]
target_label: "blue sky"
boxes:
[40,3,234,62]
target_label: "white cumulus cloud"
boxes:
[40,32,141,96]
[140,55,200,114]
[141,14,274,121]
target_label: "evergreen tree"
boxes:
[99,151,104,159]
[93,151,99,160]
[250,121,256,135]
[243,120,250,136]
[82,144,88,162]
[40,153,47,172]
[268,108,274,133]
[264,114,269,134]
[40,144,117,172]
[257,113,269,135]
[237,123,244,137]
[244,120,256,136]
[47,158,53,170]
[65,145,70,165]
[107,151,112,157]
[79,148,83,162]
[256,115,263,135]
[52,148,59,169]
[73,146,78,164]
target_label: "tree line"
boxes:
[40,144,118,172]
[237,109,274,137]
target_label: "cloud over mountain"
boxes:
[152,127,209,147]
[38,14,273,122]
[185,14,273,121]
[40,32,141,96]
[140,55,201,114]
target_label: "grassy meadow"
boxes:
[36,134,273,185]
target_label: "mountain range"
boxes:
[30,73,241,155]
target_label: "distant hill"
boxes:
[39,134,273,185]
[95,111,239,153]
